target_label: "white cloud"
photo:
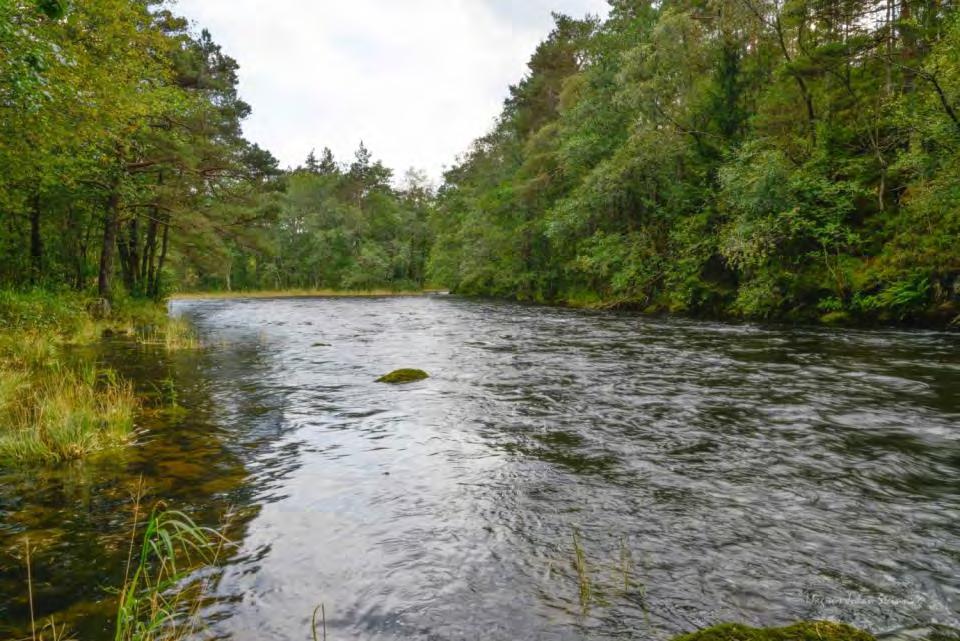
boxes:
[172,0,609,180]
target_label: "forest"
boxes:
[0,0,432,299]
[430,0,960,326]
[2,0,959,325]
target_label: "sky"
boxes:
[173,0,610,181]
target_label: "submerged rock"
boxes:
[877,626,960,641]
[673,623,874,641]
[376,369,429,384]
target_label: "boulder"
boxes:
[376,369,429,384]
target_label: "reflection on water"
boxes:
[1,297,959,641]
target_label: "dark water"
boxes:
[2,297,959,640]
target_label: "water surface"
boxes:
[1,297,958,640]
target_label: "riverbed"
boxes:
[1,297,958,640]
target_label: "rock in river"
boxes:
[376,369,429,384]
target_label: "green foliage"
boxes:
[0,0,279,300]
[429,1,960,326]
[115,507,227,641]
[188,151,434,293]
[3,0,959,324]
[0,289,88,334]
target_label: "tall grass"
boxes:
[21,488,231,641]
[0,290,201,466]
[0,332,136,465]
[114,505,229,641]
[21,538,74,641]
[561,529,650,620]
[137,317,200,351]
[572,529,591,612]
[0,361,136,464]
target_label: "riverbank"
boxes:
[171,288,439,300]
[450,289,960,331]
[0,290,196,465]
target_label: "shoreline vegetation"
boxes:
[4,1,959,331]
[0,290,199,466]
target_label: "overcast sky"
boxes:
[173,0,609,181]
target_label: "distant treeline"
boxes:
[3,0,959,325]
[206,147,434,293]
[428,0,960,325]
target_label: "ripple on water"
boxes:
[1,297,958,641]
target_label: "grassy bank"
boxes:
[0,291,198,466]
[171,288,434,300]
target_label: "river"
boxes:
[1,296,958,640]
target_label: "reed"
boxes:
[114,505,229,641]
[136,317,200,351]
[312,604,327,641]
[572,529,591,611]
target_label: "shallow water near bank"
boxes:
[1,297,958,640]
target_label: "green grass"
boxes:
[0,331,137,465]
[137,316,200,351]
[114,504,229,641]
[0,290,202,466]
[572,529,591,612]
[0,360,136,465]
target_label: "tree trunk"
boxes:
[773,14,817,140]
[128,215,141,292]
[901,0,916,94]
[29,191,42,285]
[117,220,133,291]
[143,215,158,287]
[98,190,121,299]
[150,218,170,299]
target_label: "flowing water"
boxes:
[1,297,959,641]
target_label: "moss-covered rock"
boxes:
[820,311,853,326]
[673,622,875,641]
[376,369,429,384]
[878,626,960,641]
